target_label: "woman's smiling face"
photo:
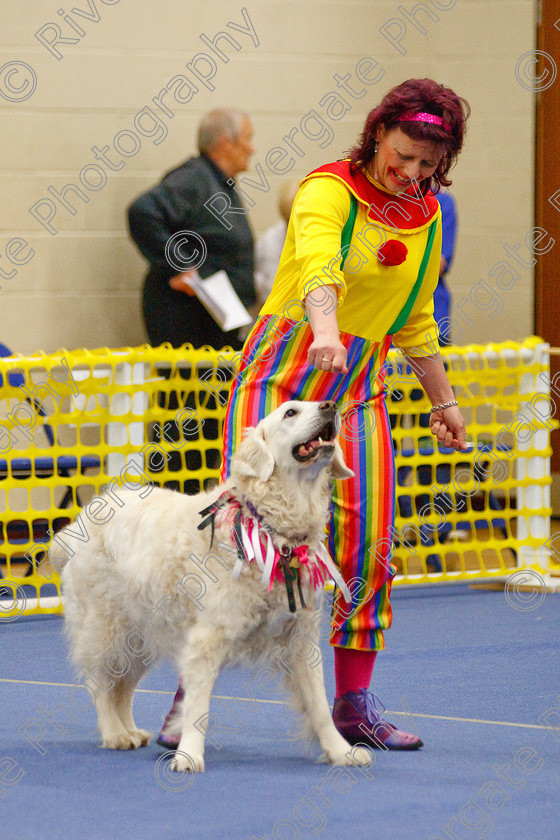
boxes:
[372,125,444,193]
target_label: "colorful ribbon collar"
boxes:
[197,490,351,613]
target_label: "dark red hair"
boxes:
[349,78,470,193]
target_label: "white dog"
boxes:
[53,399,370,772]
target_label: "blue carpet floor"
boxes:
[1,584,558,840]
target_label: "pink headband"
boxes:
[398,112,451,131]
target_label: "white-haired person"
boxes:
[128,108,256,350]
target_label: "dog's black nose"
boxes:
[319,400,336,411]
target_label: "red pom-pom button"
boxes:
[378,239,408,267]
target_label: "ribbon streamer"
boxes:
[198,490,352,605]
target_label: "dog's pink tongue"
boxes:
[298,439,321,457]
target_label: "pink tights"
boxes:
[334,647,377,698]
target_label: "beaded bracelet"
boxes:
[430,399,458,412]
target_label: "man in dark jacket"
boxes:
[128,108,256,349]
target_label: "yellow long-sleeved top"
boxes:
[260,163,442,357]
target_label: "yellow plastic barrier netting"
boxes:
[0,337,556,620]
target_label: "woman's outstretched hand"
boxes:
[304,284,348,374]
[307,330,348,374]
[429,405,468,450]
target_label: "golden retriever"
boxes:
[53,400,370,772]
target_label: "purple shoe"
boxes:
[156,683,184,749]
[333,689,423,751]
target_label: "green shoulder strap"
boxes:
[387,218,438,335]
[338,197,437,335]
[339,193,358,270]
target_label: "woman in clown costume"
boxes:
[160,78,471,751]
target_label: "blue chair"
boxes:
[0,345,101,576]
[0,343,25,388]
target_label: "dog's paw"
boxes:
[341,745,372,767]
[128,728,152,747]
[102,731,145,750]
[170,750,205,774]
[318,744,372,767]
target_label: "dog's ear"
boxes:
[331,441,354,480]
[233,427,275,482]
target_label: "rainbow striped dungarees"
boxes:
[220,315,395,651]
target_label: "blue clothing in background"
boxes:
[434,191,457,345]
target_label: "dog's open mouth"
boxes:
[293,421,336,462]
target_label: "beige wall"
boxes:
[0,0,537,354]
